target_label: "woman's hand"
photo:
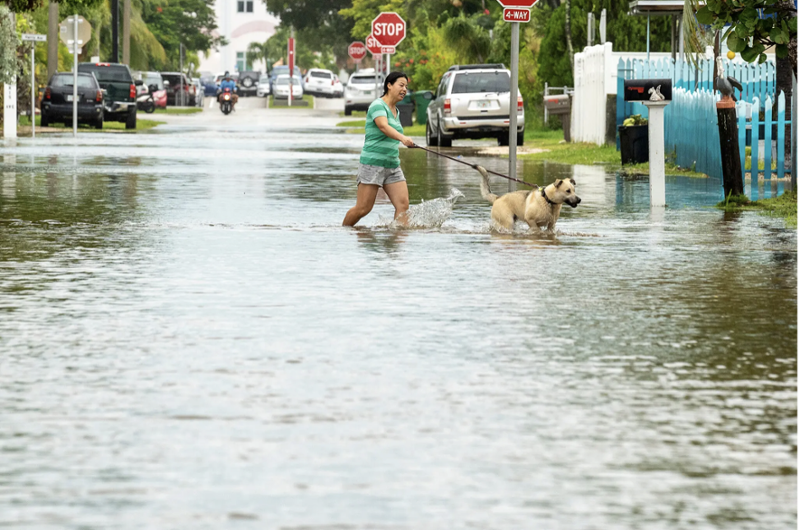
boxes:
[400,135,415,148]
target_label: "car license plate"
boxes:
[66,95,74,102]
[476,100,490,109]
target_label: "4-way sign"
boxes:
[497,0,538,23]
[371,12,405,53]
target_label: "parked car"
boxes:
[425,63,524,147]
[256,74,270,97]
[200,74,217,96]
[161,72,195,106]
[272,74,303,99]
[269,66,303,91]
[40,72,104,129]
[237,70,261,97]
[192,78,204,107]
[344,68,384,115]
[332,74,344,98]
[304,68,338,98]
[135,71,167,109]
[215,72,238,85]
[77,62,137,129]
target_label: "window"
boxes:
[237,0,253,12]
[236,52,246,72]
[451,71,510,94]
[246,1,253,12]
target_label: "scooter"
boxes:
[219,87,234,115]
[136,87,155,114]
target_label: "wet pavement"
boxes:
[0,105,796,529]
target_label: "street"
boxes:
[0,104,796,529]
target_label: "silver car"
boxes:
[256,74,270,97]
[304,68,337,98]
[344,69,384,115]
[426,64,524,147]
[273,75,303,99]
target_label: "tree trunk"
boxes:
[565,0,573,68]
[47,1,58,79]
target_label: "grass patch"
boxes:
[620,161,708,179]
[519,135,621,165]
[19,115,164,132]
[268,95,314,108]
[335,120,425,137]
[338,110,367,117]
[715,191,797,226]
[148,107,203,115]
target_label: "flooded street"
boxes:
[1,105,796,529]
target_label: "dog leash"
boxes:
[411,143,538,188]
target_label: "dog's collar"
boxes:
[541,188,556,206]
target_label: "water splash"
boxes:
[381,188,464,229]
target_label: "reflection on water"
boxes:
[0,126,795,529]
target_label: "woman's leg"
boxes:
[383,181,410,226]
[342,184,380,226]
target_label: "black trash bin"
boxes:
[618,125,649,164]
[397,101,414,127]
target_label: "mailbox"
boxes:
[544,94,571,115]
[623,79,672,102]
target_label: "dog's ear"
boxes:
[569,178,576,186]
[554,179,563,189]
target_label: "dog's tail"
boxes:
[476,165,498,204]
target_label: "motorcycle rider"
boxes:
[217,71,239,107]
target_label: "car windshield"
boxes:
[310,71,331,79]
[52,75,96,88]
[276,76,301,86]
[78,64,132,83]
[350,76,379,85]
[451,71,510,94]
[143,75,164,90]
[259,76,269,83]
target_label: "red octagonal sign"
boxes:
[371,12,406,48]
[365,34,382,55]
[348,41,367,61]
[496,0,539,7]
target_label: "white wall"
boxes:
[198,0,280,75]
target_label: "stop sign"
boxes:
[365,33,382,55]
[348,41,367,61]
[371,12,406,47]
[495,0,539,6]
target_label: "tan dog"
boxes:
[477,166,580,231]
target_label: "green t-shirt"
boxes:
[359,98,403,168]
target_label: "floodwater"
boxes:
[0,108,796,529]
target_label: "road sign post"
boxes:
[497,1,535,190]
[22,34,46,138]
[372,12,405,85]
[366,33,382,101]
[288,32,295,106]
[60,15,91,138]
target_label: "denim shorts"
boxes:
[356,164,405,187]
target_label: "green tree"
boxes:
[684,0,797,73]
[139,0,224,70]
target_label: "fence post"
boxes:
[751,97,760,186]
[764,96,773,180]
[777,91,785,181]
[737,101,747,179]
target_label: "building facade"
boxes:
[198,0,279,75]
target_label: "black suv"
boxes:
[77,62,137,129]
[237,70,261,97]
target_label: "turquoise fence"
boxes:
[662,88,787,185]
[617,57,776,146]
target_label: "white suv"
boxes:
[344,69,384,115]
[426,64,524,147]
[304,68,337,98]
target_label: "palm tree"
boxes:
[247,41,269,72]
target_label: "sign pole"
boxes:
[288,29,294,107]
[73,14,78,138]
[374,54,378,101]
[508,21,520,191]
[31,46,35,138]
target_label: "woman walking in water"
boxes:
[342,72,415,227]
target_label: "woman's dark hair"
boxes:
[382,71,409,96]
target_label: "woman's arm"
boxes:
[374,116,414,147]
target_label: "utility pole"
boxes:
[47,2,59,78]
[111,0,119,62]
[123,0,131,64]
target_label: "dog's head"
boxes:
[548,178,581,208]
